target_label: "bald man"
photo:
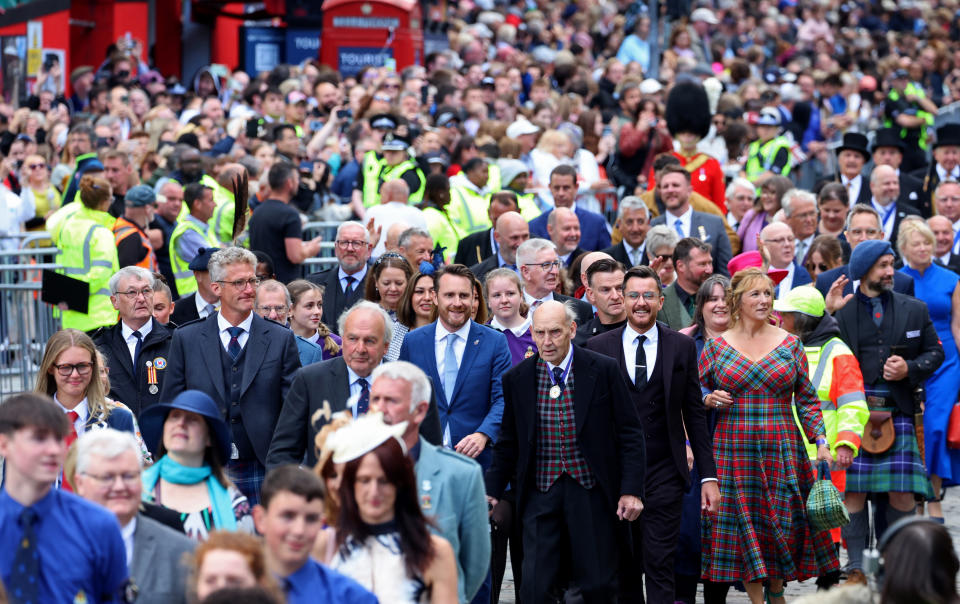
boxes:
[760,221,812,295]
[929,215,960,274]
[869,164,920,246]
[367,179,429,257]
[548,206,585,268]
[470,211,530,282]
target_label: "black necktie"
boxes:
[132,330,143,368]
[9,507,39,604]
[552,366,565,392]
[635,335,647,389]
[357,378,370,415]
[227,326,244,360]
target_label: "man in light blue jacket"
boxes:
[370,361,491,604]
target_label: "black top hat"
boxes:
[935,123,960,149]
[871,128,905,153]
[836,132,870,161]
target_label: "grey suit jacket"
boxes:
[651,210,733,276]
[660,282,693,330]
[131,515,195,604]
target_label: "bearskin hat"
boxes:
[665,80,712,139]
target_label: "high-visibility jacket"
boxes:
[516,192,543,222]
[361,151,383,208]
[793,335,869,459]
[113,216,158,271]
[884,84,934,151]
[54,206,119,331]
[203,174,238,244]
[448,185,492,236]
[379,159,426,204]
[486,163,502,193]
[745,136,792,181]
[422,206,463,263]
[169,215,219,297]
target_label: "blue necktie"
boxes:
[9,507,39,604]
[344,275,356,293]
[226,326,244,360]
[357,378,370,415]
[132,330,143,368]
[551,366,565,392]
[443,333,459,400]
[674,219,685,238]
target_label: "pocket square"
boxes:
[906,330,920,338]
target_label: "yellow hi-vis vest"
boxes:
[448,185,492,236]
[361,151,384,208]
[169,216,219,297]
[745,136,792,182]
[203,174,237,244]
[54,206,119,331]
[422,206,463,263]
[379,159,426,204]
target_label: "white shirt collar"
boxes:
[121,517,137,567]
[666,205,693,227]
[624,321,659,345]
[217,311,254,334]
[54,393,89,423]
[490,315,531,337]
[841,173,861,185]
[523,290,555,306]
[121,318,152,342]
[339,264,368,282]
[545,343,574,373]
[435,319,472,342]
[937,164,960,181]
[346,363,373,385]
[195,292,218,317]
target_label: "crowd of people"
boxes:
[5,0,960,602]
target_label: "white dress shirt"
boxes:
[54,393,89,430]
[545,344,574,382]
[775,263,796,296]
[841,174,863,207]
[952,218,960,255]
[217,312,254,351]
[339,264,368,293]
[435,320,472,378]
[121,517,137,567]
[121,319,153,365]
[346,364,377,416]
[195,292,218,318]
[665,206,693,238]
[871,197,897,241]
[523,290,556,308]
[623,241,645,266]
[937,163,960,182]
[622,322,658,384]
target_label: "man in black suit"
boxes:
[910,123,960,217]
[867,165,921,247]
[266,300,441,467]
[161,247,301,504]
[306,221,370,333]
[168,247,221,326]
[486,300,646,602]
[586,265,718,603]
[815,204,915,313]
[929,215,960,274]
[547,207,586,268]
[574,258,627,345]
[834,240,944,582]
[469,211,529,283]
[602,196,650,267]
[517,238,594,326]
[454,192,519,266]
[93,266,173,418]
[871,127,923,208]
[818,132,872,207]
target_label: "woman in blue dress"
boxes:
[897,217,960,521]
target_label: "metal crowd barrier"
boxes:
[302,221,342,274]
[0,236,61,401]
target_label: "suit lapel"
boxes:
[200,316,227,402]
[520,358,538,444]
[111,327,136,382]
[451,322,482,402]
[131,517,157,583]
[425,324,445,407]
[659,332,672,408]
[240,315,269,396]
[415,444,445,516]
[572,348,595,434]
[332,357,351,411]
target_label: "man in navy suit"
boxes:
[305,221,371,333]
[650,164,732,276]
[816,205,915,312]
[529,165,611,252]
[161,247,300,504]
[760,222,812,296]
[399,264,512,470]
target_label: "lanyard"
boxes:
[548,352,574,388]
[875,202,896,237]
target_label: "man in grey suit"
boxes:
[370,361,491,603]
[266,301,442,467]
[650,164,732,276]
[74,429,194,604]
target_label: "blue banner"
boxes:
[242,27,285,74]
[337,46,393,77]
[286,29,321,66]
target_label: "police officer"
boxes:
[744,108,792,184]
[379,132,426,204]
[886,69,937,174]
[93,266,173,418]
[449,157,494,236]
[359,113,399,209]
[113,184,159,271]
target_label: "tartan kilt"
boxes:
[845,414,933,498]
[227,458,267,506]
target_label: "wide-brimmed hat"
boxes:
[326,412,407,463]
[140,390,232,462]
[935,124,960,149]
[871,128,905,153]
[836,132,870,161]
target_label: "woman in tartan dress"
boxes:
[699,269,838,603]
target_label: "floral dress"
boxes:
[698,334,839,583]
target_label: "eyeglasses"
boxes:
[53,362,94,376]
[336,240,366,249]
[81,471,140,486]
[216,278,261,289]
[117,287,153,299]
[848,228,881,237]
[26,163,46,170]
[808,263,829,272]
[625,291,659,301]
[524,260,561,271]
[257,305,288,314]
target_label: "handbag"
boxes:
[807,461,850,532]
[861,411,895,454]
[947,402,960,449]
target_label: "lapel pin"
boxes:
[474,339,479,345]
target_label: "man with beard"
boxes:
[834,240,944,584]
[168,146,204,186]
[306,221,371,333]
[659,237,713,330]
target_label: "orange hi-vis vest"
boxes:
[113,216,158,271]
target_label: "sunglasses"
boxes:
[373,94,392,102]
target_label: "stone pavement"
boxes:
[495,489,960,602]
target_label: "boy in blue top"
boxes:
[0,393,129,604]
[252,465,378,604]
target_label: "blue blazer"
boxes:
[415,441,491,603]
[161,313,301,465]
[529,206,612,251]
[295,335,324,367]
[399,321,512,469]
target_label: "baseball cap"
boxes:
[690,8,719,24]
[506,118,540,139]
[773,286,826,317]
[286,91,308,105]
[124,185,156,207]
[639,78,663,95]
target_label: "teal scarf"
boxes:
[141,455,237,531]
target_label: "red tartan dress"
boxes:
[698,334,839,583]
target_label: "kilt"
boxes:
[845,414,933,498]
[227,458,266,505]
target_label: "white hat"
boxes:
[506,118,541,139]
[690,8,719,24]
[639,78,663,95]
[327,412,408,463]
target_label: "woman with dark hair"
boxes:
[881,519,960,604]
[816,183,849,239]
[419,174,461,264]
[140,390,255,540]
[397,272,436,330]
[324,416,458,602]
[737,176,793,253]
[469,273,488,325]
[804,235,844,281]
[365,253,414,361]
